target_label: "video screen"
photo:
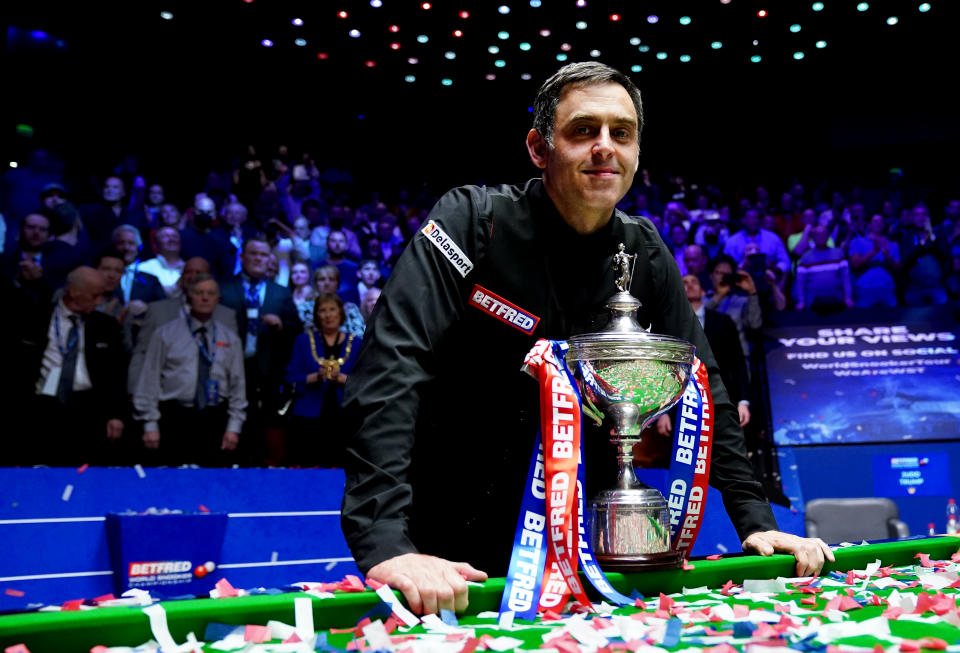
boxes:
[765,319,960,446]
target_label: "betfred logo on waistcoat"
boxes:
[421,220,474,278]
[468,285,540,335]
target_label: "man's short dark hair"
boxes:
[94,247,126,268]
[532,61,644,146]
[243,237,271,254]
[708,253,738,274]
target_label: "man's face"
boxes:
[294,218,311,240]
[710,262,733,288]
[742,210,760,234]
[103,177,125,203]
[358,262,380,287]
[148,185,164,205]
[156,228,181,256]
[224,204,247,227]
[97,256,125,291]
[812,225,829,248]
[68,275,108,314]
[683,246,707,274]
[188,280,220,318]
[22,214,51,248]
[159,204,181,227]
[361,288,381,316]
[946,200,960,222]
[682,274,703,304]
[912,207,930,229]
[869,215,885,235]
[327,231,347,255]
[113,230,140,264]
[531,82,639,224]
[241,241,271,279]
[42,191,66,210]
[180,259,211,289]
[315,270,339,295]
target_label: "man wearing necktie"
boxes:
[219,238,300,465]
[133,275,247,466]
[20,267,127,466]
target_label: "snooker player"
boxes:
[339,62,833,615]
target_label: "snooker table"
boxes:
[2,535,958,652]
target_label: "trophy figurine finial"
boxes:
[613,243,637,293]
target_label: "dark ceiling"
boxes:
[5,0,960,195]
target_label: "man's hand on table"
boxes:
[366,553,488,615]
[742,530,835,576]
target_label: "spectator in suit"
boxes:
[26,267,127,466]
[79,176,149,254]
[138,226,184,295]
[283,293,362,467]
[180,196,234,280]
[110,225,166,347]
[706,254,762,359]
[639,273,752,466]
[128,257,239,393]
[219,238,301,465]
[1,212,51,286]
[134,275,246,466]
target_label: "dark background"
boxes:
[5,0,960,202]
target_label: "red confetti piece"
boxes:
[383,616,400,634]
[61,599,84,611]
[91,647,110,653]
[720,580,736,596]
[76,464,88,474]
[914,553,933,568]
[4,589,24,597]
[801,596,818,606]
[342,575,366,592]
[365,578,384,590]
[444,634,466,642]
[460,638,480,653]
[92,594,116,603]
[214,578,238,598]
[283,633,302,644]
[733,604,750,618]
[900,641,920,652]
[683,561,696,571]
[555,639,583,653]
[4,645,31,653]
[704,627,733,636]
[198,504,210,513]
[883,607,904,620]
[542,609,563,620]
[705,645,738,653]
[774,603,791,613]
[705,554,723,560]
[918,638,949,650]
[632,599,647,610]
[244,625,270,643]
[845,571,857,585]
[659,593,674,612]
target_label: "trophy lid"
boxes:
[566,244,695,363]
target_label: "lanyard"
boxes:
[185,314,217,365]
[53,307,80,357]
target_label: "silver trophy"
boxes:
[566,244,695,571]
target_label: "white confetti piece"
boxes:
[376,584,420,627]
[497,610,514,630]
[61,484,73,501]
[134,464,146,478]
[362,620,393,651]
[294,596,314,640]
[485,636,525,651]
[324,560,338,571]
[142,603,179,651]
[271,551,279,562]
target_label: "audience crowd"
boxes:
[2,147,958,469]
